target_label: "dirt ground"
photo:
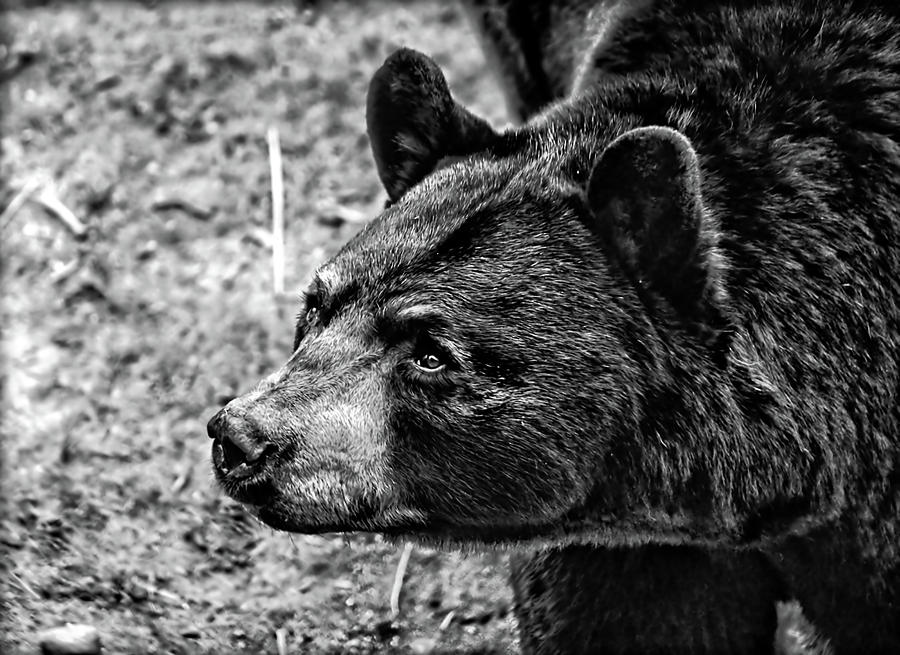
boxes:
[1,3,519,653]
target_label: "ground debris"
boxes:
[409,636,438,654]
[373,619,401,641]
[4,4,515,654]
[150,179,223,221]
[150,195,214,221]
[38,623,101,655]
[203,39,274,75]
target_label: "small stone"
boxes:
[39,623,101,655]
[408,637,437,654]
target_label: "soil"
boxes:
[1,3,518,653]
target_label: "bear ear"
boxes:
[366,48,499,203]
[587,126,732,352]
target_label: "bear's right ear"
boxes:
[366,48,499,203]
[587,126,732,353]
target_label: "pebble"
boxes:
[38,623,101,655]
[408,637,437,654]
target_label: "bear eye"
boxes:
[305,306,320,325]
[414,353,445,372]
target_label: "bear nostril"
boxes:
[207,408,273,477]
[221,429,270,464]
[216,432,273,478]
[221,434,247,471]
[207,411,226,440]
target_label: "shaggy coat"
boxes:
[210,1,899,652]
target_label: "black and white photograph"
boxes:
[3,1,898,654]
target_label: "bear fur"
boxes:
[208,1,900,652]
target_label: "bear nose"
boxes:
[207,408,273,479]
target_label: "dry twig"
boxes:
[149,197,213,221]
[49,259,81,285]
[390,542,414,619]
[275,627,288,655]
[438,610,456,632]
[0,177,87,238]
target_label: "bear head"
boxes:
[209,48,738,547]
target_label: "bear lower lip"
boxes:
[220,477,275,506]
[254,507,333,533]
[252,502,433,536]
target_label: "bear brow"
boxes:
[377,303,452,339]
[378,303,467,362]
[394,304,445,325]
[311,269,359,319]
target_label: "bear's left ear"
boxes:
[367,48,499,203]
[587,126,732,352]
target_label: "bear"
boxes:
[207,0,900,653]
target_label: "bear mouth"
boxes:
[213,459,566,543]
[252,506,382,534]
[249,499,564,544]
[212,441,277,506]
[251,498,411,535]
[243,487,434,537]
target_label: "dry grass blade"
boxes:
[133,580,190,611]
[9,570,41,601]
[0,177,42,231]
[33,184,88,238]
[267,125,285,296]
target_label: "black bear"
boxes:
[207,1,899,652]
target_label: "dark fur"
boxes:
[209,1,900,652]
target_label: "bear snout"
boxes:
[207,407,276,482]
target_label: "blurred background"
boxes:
[1,2,517,653]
